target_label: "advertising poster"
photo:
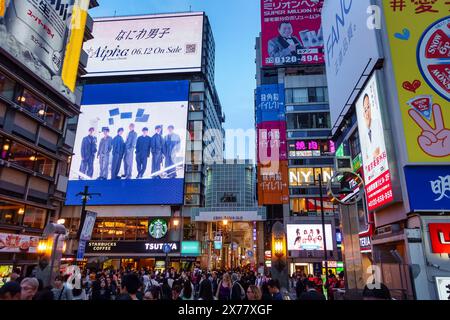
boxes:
[84,13,204,77]
[0,0,89,103]
[255,84,286,124]
[0,233,39,253]
[355,73,394,211]
[65,81,189,205]
[257,160,289,205]
[257,121,288,163]
[382,1,450,163]
[286,224,333,251]
[80,211,97,242]
[261,0,324,67]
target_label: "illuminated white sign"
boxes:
[84,13,204,77]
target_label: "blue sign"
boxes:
[162,243,172,254]
[255,84,285,124]
[404,166,450,212]
[65,81,189,206]
[76,240,87,261]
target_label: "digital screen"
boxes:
[287,224,333,251]
[65,81,189,205]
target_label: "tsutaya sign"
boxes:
[194,211,264,222]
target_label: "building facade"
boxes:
[61,12,225,271]
[0,0,98,282]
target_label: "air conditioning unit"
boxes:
[334,157,352,171]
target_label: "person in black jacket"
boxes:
[299,281,326,301]
[230,273,245,301]
[150,125,164,178]
[79,127,97,178]
[135,127,151,178]
[111,128,125,179]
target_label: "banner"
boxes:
[84,13,203,77]
[355,73,394,211]
[257,160,289,205]
[255,84,286,124]
[261,0,324,67]
[80,211,97,242]
[0,0,88,103]
[383,1,450,163]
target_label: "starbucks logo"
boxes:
[149,219,168,239]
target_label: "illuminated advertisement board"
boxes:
[355,73,394,211]
[261,0,325,67]
[287,224,333,251]
[84,12,204,77]
[65,81,189,205]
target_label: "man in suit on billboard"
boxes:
[268,22,303,65]
[111,128,125,180]
[135,127,151,178]
[98,127,112,180]
[163,125,181,179]
[151,125,164,178]
[123,123,137,179]
[79,127,97,178]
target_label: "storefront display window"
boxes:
[0,73,15,100]
[0,201,24,226]
[92,218,149,241]
[22,206,47,229]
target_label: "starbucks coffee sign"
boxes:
[149,219,168,239]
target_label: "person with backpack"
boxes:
[230,273,246,301]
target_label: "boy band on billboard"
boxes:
[79,124,181,180]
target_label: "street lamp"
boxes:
[273,237,285,259]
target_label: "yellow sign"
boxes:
[0,0,6,17]
[383,1,450,163]
[62,0,90,92]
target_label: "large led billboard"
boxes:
[0,0,89,103]
[65,81,189,205]
[261,0,324,67]
[287,224,333,251]
[355,73,394,211]
[84,13,204,77]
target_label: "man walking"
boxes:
[163,125,181,178]
[123,123,137,179]
[150,125,164,178]
[97,127,112,180]
[80,127,97,178]
[111,128,125,179]
[135,127,151,178]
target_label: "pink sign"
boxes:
[0,233,40,253]
[261,0,325,67]
[257,121,288,163]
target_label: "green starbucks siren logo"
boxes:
[149,219,168,239]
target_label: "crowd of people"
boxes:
[0,267,392,301]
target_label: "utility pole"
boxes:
[318,173,329,279]
[76,186,100,240]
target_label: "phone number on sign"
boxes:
[266,54,321,64]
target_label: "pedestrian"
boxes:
[143,286,161,300]
[52,275,73,300]
[231,273,246,301]
[198,277,214,300]
[216,273,232,301]
[246,285,262,301]
[295,275,306,299]
[0,281,21,300]
[171,285,183,301]
[20,277,39,300]
[211,271,219,294]
[267,279,283,300]
[161,278,172,300]
[362,283,392,300]
[261,282,272,301]
[72,285,88,301]
[298,281,326,301]
[180,279,194,300]
[116,273,140,300]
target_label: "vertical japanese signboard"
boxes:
[355,73,394,211]
[0,0,89,103]
[257,161,289,205]
[382,1,450,163]
[261,0,325,67]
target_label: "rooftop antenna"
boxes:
[114,10,117,17]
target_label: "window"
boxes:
[287,113,330,129]
[0,201,24,226]
[290,198,337,216]
[17,89,64,130]
[349,131,361,159]
[22,206,47,229]
[286,87,329,104]
[91,218,150,241]
[185,183,200,194]
[0,73,15,100]
[0,136,56,177]
[17,89,46,118]
[44,107,63,130]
